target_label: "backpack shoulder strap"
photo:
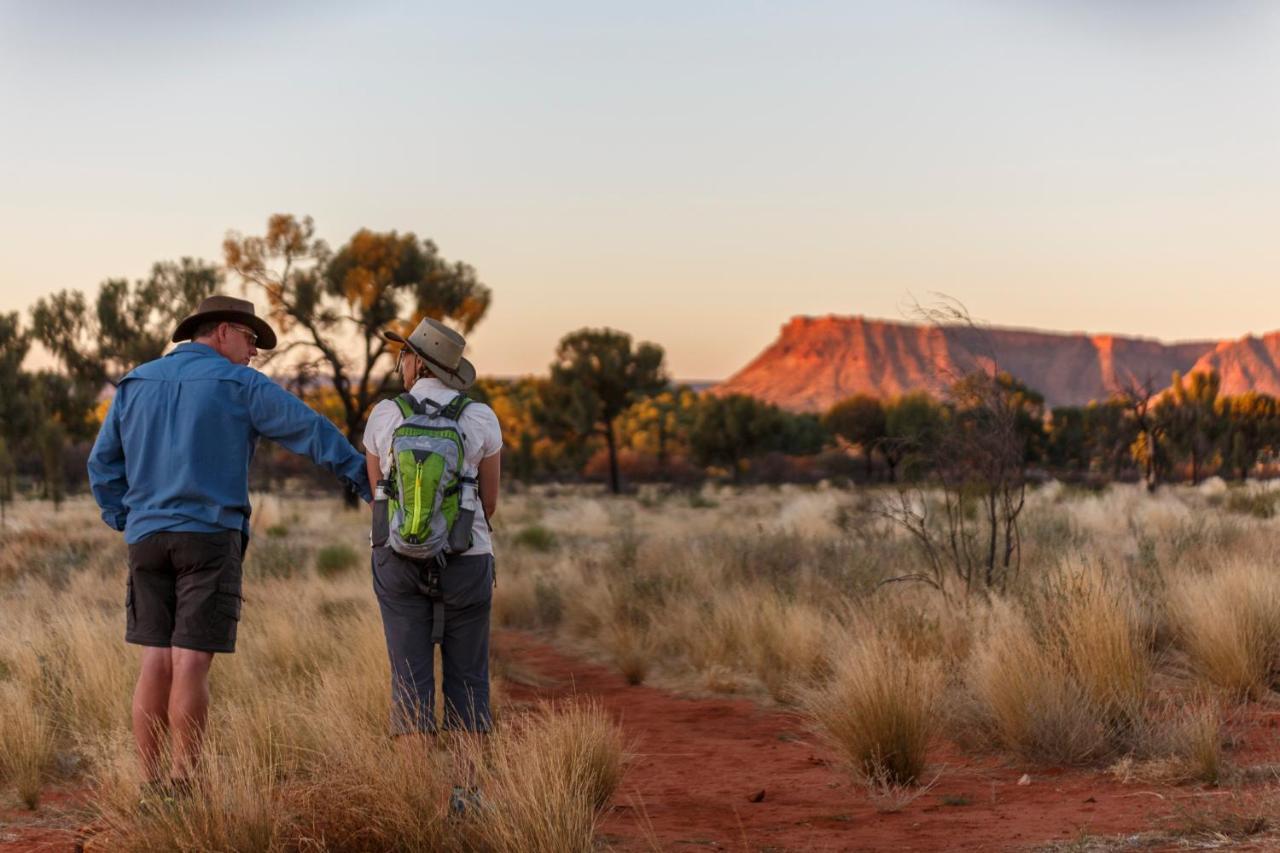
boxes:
[394,393,425,419]
[439,394,473,422]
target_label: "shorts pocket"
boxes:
[125,580,136,632]
[215,582,242,622]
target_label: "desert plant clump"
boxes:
[0,682,56,809]
[805,633,940,787]
[469,700,628,853]
[514,523,558,551]
[967,602,1109,765]
[966,562,1152,764]
[315,543,360,579]
[1167,561,1280,700]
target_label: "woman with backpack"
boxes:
[362,316,502,811]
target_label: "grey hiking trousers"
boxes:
[371,547,494,735]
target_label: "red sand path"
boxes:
[495,630,1275,852]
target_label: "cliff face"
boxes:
[714,315,1235,411]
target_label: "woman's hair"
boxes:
[406,349,428,383]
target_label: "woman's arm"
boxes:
[365,452,382,497]
[478,451,500,521]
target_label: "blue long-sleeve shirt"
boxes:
[88,342,372,545]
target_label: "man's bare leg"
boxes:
[132,647,174,783]
[168,647,214,781]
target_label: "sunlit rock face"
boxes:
[710,315,1265,412]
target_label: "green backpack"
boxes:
[385,393,479,561]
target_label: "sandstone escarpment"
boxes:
[713,315,1255,411]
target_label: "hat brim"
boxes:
[173,311,278,350]
[382,330,476,391]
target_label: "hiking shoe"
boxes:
[449,786,487,819]
[137,780,178,815]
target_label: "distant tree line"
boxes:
[4,216,1276,510]
[0,214,831,512]
[823,369,1280,489]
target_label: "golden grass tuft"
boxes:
[473,699,628,853]
[0,682,56,809]
[805,633,940,786]
[1168,561,1280,700]
[967,563,1152,765]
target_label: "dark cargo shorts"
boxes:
[371,547,494,735]
[126,530,244,654]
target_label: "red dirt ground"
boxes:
[494,630,1280,852]
[6,631,1280,851]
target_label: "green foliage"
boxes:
[30,258,221,387]
[616,386,701,471]
[824,395,886,475]
[513,524,558,551]
[541,328,669,494]
[1224,489,1280,520]
[38,425,65,508]
[689,394,778,476]
[315,544,360,579]
[0,436,14,526]
[245,537,308,580]
[224,214,491,447]
[1218,391,1280,481]
[881,392,944,482]
[0,313,31,448]
[1160,370,1225,485]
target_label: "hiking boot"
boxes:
[449,786,486,818]
[137,780,177,815]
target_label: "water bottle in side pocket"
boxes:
[371,479,392,547]
[447,477,479,552]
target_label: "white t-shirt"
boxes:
[363,377,503,556]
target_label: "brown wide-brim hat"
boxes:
[172,295,278,350]
[382,317,476,391]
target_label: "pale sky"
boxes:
[3,1,1279,379]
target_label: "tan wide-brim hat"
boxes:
[383,317,476,391]
[172,295,278,350]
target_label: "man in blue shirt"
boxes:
[88,294,371,797]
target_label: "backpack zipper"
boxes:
[413,468,423,538]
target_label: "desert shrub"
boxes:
[605,621,653,685]
[1166,699,1225,786]
[244,537,308,580]
[534,576,565,626]
[474,700,627,853]
[1168,561,1280,699]
[967,602,1109,764]
[1044,561,1151,732]
[1224,489,1279,519]
[315,543,359,579]
[0,682,56,808]
[966,560,1153,767]
[806,634,940,786]
[514,523,558,551]
[745,595,832,703]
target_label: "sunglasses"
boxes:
[226,323,258,347]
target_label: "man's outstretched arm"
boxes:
[245,376,373,502]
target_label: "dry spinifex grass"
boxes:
[805,632,941,789]
[966,561,1152,765]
